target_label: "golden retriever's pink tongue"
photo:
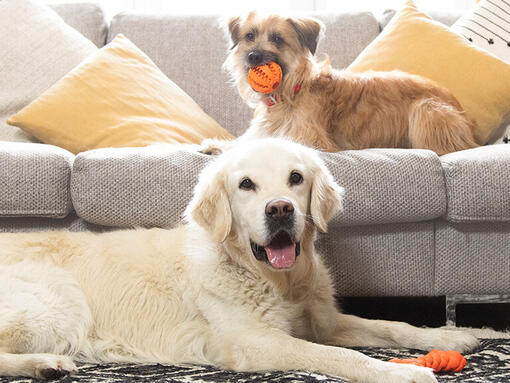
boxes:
[265,243,296,269]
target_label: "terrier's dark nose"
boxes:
[265,199,294,219]
[247,50,263,66]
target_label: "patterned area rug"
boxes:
[1,339,509,382]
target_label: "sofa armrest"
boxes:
[441,145,510,223]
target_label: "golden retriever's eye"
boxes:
[289,171,303,186]
[245,32,255,41]
[239,177,256,191]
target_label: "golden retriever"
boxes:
[0,138,478,382]
[201,12,480,155]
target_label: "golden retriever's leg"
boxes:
[0,262,88,378]
[216,329,436,383]
[409,98,479,155]
[0,352,77,379]
[326,313,479,353]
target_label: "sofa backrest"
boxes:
[51,3,108,48]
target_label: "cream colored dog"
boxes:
[0,138,477,382]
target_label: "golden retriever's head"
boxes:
[185,138,343,272]
[223,11,323,105]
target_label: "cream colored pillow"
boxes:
[0,0,97,142]
[8,35,233,154]
[347,0,510,144]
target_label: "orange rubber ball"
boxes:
[248,62,282,94]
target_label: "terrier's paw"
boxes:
[34,355,77,380]
[198,138,226,156]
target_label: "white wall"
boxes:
[45,0,476,18]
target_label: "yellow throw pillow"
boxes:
[347,0,510,144]
[8,34,233,154]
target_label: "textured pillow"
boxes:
[347,0,510,144]
[452,0,510,63]
[0,0,97,142]
[451,0,510,144]
[8,35,234,154]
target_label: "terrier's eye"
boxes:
[239,177,256,191]
[270,34,284,46]
[289,172,303,186]
[245,32,255,41]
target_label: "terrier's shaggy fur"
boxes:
[207,12,480,155]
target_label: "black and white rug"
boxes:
[1,339,509,382]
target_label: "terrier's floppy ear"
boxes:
[185,163,232,242]
[287,17,324,55]
[310,159,344,233]
[226,16,241,49]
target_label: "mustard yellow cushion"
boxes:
[347,0,510,143]
[8,34,233,154]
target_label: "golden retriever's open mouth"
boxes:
[250,231,300,269]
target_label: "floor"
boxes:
[340,296,510,330]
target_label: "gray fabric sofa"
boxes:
[1,4,509,302]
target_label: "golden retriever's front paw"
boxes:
[443,331,480,353]
[375,364,437,383]
[34,355,77,380]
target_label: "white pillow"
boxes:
[451,0,510,144]
[0,0,97,142]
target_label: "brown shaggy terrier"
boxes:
[204,12,480,155]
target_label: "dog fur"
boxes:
[203,12,480,155]
[0,139,478,382]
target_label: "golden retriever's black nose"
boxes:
[266,199,294,219]
[248,50,263,66]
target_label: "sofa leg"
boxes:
[445,294,510,327]
[445,295,458,327]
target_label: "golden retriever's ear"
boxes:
[185,165,232,242]
[287,17,324,55]
[225,16,241,49]
[310,161,344,233]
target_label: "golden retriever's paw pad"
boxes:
[34,355,77,380]
[376,364,437,383]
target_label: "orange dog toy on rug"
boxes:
[248,62,282,94]
[389,350,466,373]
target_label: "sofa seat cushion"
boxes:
[71,146,211,227]
[323,149,446,226]
[441,145,510,223]
[0,142,74,218]
[71,146,445,228]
